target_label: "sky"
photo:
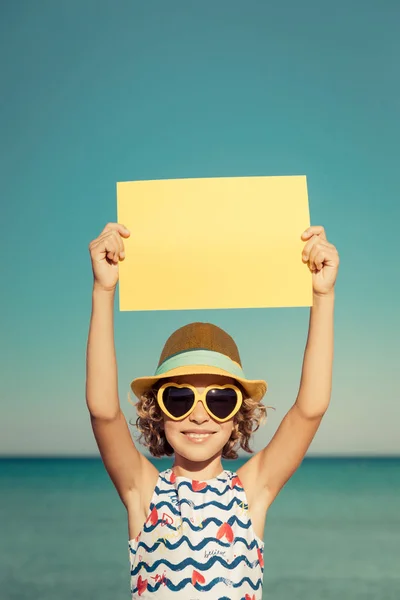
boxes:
[1,0,399,457]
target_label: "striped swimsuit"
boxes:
[129,468,264,599]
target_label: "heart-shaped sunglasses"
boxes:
[157,382,243,423]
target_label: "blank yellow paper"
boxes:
[116,175,312,311]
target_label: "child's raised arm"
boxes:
[86,223,153,509]
[238,226,339,509]
[86,284,121,420]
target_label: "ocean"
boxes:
[1,457,399,599]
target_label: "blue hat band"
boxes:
[154,349,246,380]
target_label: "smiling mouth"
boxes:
[182,432,216,441]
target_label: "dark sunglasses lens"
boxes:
[206,388,238,419]
[162,386,195,418]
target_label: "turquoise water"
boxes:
[1,457,399,599]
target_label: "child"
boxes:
[87,222,339,599]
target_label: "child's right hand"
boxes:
[89,222,131,292]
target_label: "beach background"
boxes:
[1,1,399,598]
[1,457,399,599]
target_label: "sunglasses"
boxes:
[157,382,243,423]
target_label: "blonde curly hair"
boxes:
[129,379,275,459]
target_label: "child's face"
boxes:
[161,373,238,461]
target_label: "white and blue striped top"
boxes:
[128,468,264,599]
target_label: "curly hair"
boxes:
[128,380,275,459]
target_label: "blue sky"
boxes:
[1,0,399,456]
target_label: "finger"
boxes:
[310,249,326,271]
[309,242,327,268]
[113,230,127,260]
[302,236,319,261]
[301,226,326,241]
[105,239,119,263]
[101,222,131,237]
[302,238,331,261]
[96,229,126,259]
[109,229,125,255]
[91,234,118,254]
[95,229,124,248]
[92,236,119,263]
[309,246,336,270]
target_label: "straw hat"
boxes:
[130,322,267,402]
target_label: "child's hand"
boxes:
[89,222,130,292]
[301,225,340,296]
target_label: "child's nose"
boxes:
[190,400,209,421]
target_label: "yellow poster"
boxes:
[116,175,312,311]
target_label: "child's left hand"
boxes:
[301,225,340,297]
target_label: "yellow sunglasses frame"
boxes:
[157,382,243,423]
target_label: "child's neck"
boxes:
[172,454,224,481]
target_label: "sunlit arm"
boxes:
[236,290,335,506]
[296,291,335,418]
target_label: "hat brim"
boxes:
[130,365,268,404]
